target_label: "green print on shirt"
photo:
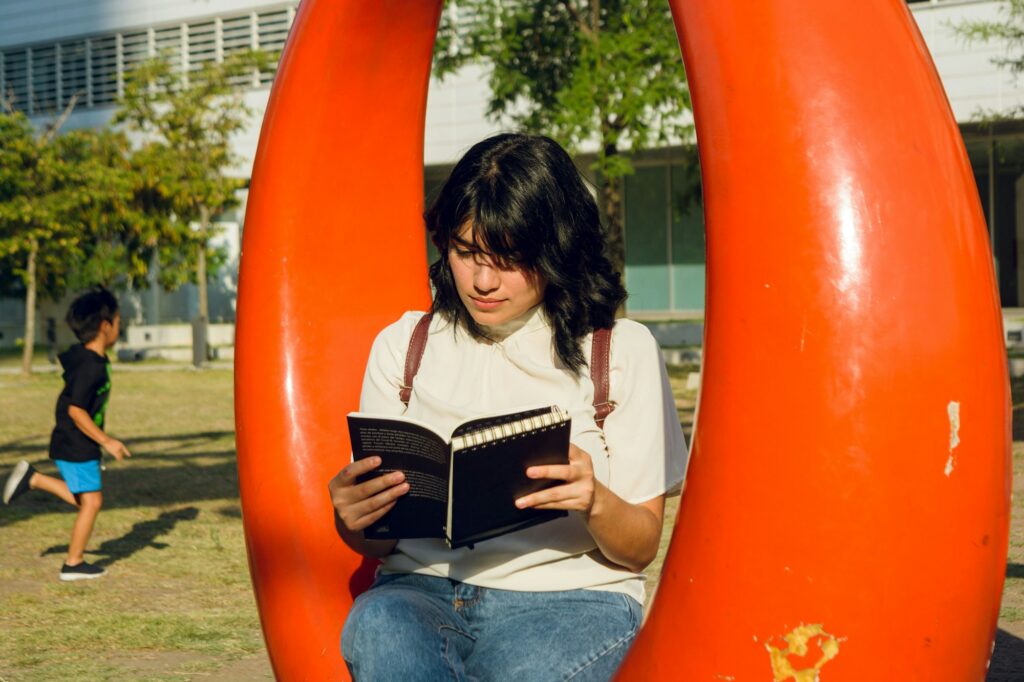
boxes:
[92,364,112,428]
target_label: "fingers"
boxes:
[355,470,407,499]
[329,457,410,532]
[527,464,575,481]
[334,456,384,485]
[516,482,591,512]
[344,481,407,528]
[340,480,410,532]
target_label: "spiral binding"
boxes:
[452,406,569,452]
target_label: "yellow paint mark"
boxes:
[765,623,840,682]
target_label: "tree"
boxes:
[0,102,143,376]
[954,0,1024,120]
[114,50,271,364]
[434,0,693,279]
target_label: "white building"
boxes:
[1,0,1021,348]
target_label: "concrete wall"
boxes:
[0,0,290,46]
[912,0,1024,120]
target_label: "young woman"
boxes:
[329,133,687,681]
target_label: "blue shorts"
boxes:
[55,459,102,494]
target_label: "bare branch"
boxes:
[1,87,15,113]
[561,0,595,40]
[39,94,80,144]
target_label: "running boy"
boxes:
[3,287,131,581]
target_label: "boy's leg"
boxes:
[67,491,102,566]
[29,470,78,506]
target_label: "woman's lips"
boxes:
[470,296,505,310]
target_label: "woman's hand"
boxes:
[516,444,597,517]
[329,456,410,533]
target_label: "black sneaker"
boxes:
[59,561,106,582]
[3,460,35,505]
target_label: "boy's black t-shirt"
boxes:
[49,344,112,462]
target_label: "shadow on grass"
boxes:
[0,430,235,456]
[988,629,1024,682]
[1008,563,1024,579]
[0,455,246,527]
[40,506,200,568]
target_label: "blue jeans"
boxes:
[341,573,642,681]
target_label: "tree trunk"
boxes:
[194,206,211,367]
[600,143,626,316]
[198,206,210,322]
[601,172,626,275]
[20,239,38,377]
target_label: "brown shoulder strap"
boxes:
[591,326,615,429]
[400,312,433,406]
[402,314,614,425]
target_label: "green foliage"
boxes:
[435,0,690,177]
[433,0,694,273]
[114,50,272,293]
[0,111,145,300]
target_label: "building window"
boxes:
[624,155,706,313]
[0,4,298,115]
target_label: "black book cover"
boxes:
[347,406,570,547]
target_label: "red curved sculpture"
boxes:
[237,1,1010,679]
[236,2,440,678]
[619,1,1010,680]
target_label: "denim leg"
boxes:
[464,588,641,682]
[342,574,476,681]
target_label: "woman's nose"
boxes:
[473,262,499,293]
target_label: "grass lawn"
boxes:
[0,364,1020,680]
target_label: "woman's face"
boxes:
[448,224,546,327]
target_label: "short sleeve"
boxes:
[601,320,688,503]
[358,311,428,416]
[67,362,106,410]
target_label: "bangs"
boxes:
[447,186,543,271]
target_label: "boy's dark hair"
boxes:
[426,133,627,374]
[66,287,119,343]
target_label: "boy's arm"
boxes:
[67,406,131,460]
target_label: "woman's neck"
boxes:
[479,303,545,341]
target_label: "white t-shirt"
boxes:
[358,305,688,603]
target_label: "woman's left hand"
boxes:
[516,444,597,517]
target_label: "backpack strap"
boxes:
[399,314,616,430]
[590,326,615,429]
[400,312,433,407]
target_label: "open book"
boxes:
[347,405,570,548]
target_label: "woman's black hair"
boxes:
[66,286,119,343]
[426,133,627,374]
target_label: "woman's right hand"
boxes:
[328,456,410,534]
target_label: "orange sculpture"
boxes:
[618,1,1011,680]
[235,2,439,678]
[236,1,1010,679]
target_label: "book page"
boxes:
[347,414,450,539]
[353,425,448,467]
